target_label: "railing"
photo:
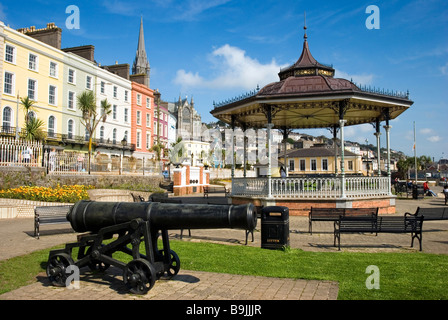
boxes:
[0,137,42,167]
[232,176,391,199]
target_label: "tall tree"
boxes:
[20,96,46,141]
[77,90,112,174]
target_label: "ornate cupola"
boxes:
[278,21,335,80]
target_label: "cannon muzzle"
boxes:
[67,200,257,233]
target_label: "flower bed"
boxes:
[0,184,93,203]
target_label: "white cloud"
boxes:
[441,62,448,76]
[334,69,374,86]
[174,44,287,90]
[427,136,441,142]
[420,128,434,135]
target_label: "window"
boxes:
[311,159,317,171]
[28,79,37,100]
[67,119,74,139]
[137,94,141,105]
[68,69,75,84]
[4,72,14,95]
[348,160,354,171]
[146,97,151,108]
[124,90,128,102]
[49,61,58,78]
[100,81,105,94]
[49,85,56,105]
[124,108,128,122]
[48,116,55,138]
[136,130,141,148]
[124,131,128,142]
[100,126,105,142]
[113,105,117,120]
[68,91,75,110]
[322,158,328,171]
[136,111,141,125]
[146,133,151,149]
[289,159,295,171]
[146,114,150,127]
[299,159,306,171]
[86,76,92,90]
[113,128,117,144]
[5,45,15,63]
[113,86,117,98]
[28,53,38,71]
[2,107,12,132]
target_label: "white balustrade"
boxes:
[232,176,390,199]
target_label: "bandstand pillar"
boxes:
[231,115,236,196]
[374,118,381,177]
[384,122,392,195]
[339,119,347,198]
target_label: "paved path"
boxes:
[1,188,447,301]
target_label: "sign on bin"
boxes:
[261,206,290,250]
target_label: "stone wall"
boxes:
[0,167,164,190]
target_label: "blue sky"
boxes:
[1,0,447,160]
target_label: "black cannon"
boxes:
[46,200,256,294]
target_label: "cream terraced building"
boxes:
[0,21,133,156]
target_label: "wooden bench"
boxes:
[407,207,448,220]
[334,214,424,251]
[308,207,379,234]
[203,185,229,198]
[394,182,413,198]
[34,205,74,239]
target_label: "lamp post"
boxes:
[121,138,127,175]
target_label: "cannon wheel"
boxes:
[123,259,156,295]
[46,253,75,287]
[86,246,111,272]
[158,249,180,279]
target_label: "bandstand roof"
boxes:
[211,28,413,130]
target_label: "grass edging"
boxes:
[1,240,447,300]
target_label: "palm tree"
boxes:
[169,137,185,164]
[20,96,46,141]
[77,90,112,174]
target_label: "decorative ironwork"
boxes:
[213,86,260,108]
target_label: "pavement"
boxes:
[0,186,447,301]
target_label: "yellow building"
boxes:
[1,22,65,137]
[282,146,362,176]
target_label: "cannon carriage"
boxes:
[46,200,257,294]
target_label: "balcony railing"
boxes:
[1,127,135,151]
[232,176,391,199]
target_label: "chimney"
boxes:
[17,23,62,49]
[62,45,95,62]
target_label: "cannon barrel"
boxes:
[67,200,257,233]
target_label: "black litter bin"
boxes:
[413,185,424,200]
[261,206,289,249]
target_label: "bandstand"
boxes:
[210,25,413,215]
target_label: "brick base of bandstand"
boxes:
[230,196,396,216]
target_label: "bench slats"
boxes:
[334,215,424,251]
[34,205,73,239]
[309,207,378,234]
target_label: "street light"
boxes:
[121,137,127,175]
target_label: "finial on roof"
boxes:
[304,11,307,40]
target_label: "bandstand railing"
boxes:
[232,176,390,199]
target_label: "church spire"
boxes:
[132,17,150,86]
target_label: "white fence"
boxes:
[0,137,43,167]
[232,176,391,199]
[0,137,161,175]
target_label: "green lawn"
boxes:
[1,240,447,300]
